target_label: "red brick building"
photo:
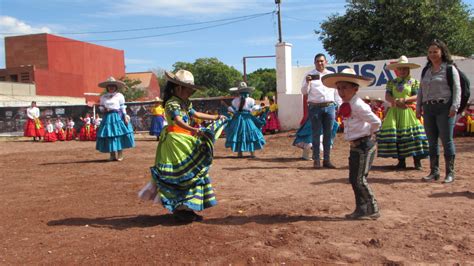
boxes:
[126,72,161,100]
[0,33,125,102]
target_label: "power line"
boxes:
[47,12,275,42]
[282,15,318,22]
[1,11,274,36]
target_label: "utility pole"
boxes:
[275,0,282,43]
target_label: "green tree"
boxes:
[172,58,243,97]
[318,0,474,62]
[119,76,147,101]
[247,68,276,99]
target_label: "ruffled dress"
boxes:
[262,103,281,133]
[95,92,135,152]
[293,117,339,150]
[149,105,165,136]
[139,96,227,212]
[225,95,267,152]
[377,77,429,158]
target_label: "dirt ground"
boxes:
[0,132,473,264]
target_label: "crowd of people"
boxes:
[21,39,469,223]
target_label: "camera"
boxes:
[309,74,320,80]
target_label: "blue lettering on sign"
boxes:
[376,63,395,86]
[361,64,376,86]
[326,63,394,87]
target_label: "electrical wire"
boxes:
[44,11,275,42]
[1,11,274,36]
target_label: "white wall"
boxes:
[0,81,36,96]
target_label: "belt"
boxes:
[167,125,193,135]
[350,136,371,147]
[424,99,447,105]
[309,102,335,108]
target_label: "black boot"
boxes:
[396,158,406,169]
[413,156,422,170]
[422,155,440,181]
[443,155,455,183]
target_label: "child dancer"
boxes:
[43,119,57,142]
[79,114,93,141]
[262,98,281,134]
[65,117,76,141]
[149,100,165,140]
[55,117,66,141]
[322,68,381,220]
[225,82,267,158]
[23,101,45,141]
[91,114,102,141]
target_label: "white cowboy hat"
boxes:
[385,55,421,70]
[322,68,374,88]
[98,76,126,89]
[165,70,203,90]
[229,81,254,93]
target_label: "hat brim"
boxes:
[322,73,374,89]
[98,80,126,89]
[385,63,421,70]
[165,71,203,90]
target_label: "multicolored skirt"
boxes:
[377,107,429,158]
[149,115,165,136]
[225,111,266,152]
[138,118,228,212]
[95,112,135,153]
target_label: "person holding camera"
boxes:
[301,53,342,169]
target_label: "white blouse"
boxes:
[46,124,54,133]
[100,92,127,114]
[67,121,75,129]
[26,107,40,120]
[228,97,257,113]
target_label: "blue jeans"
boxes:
[422,103,456,157]
[308,104,336,161]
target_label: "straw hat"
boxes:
[322,68,374,88]
[229,81,254,93]
[385,55,421,70]
[165,70,203,90]
[98,76,126,89]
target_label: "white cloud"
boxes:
[0,16,52,36]
[0,16,53,68]
[109,0,264,16]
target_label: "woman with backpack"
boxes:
[416,39,461,183]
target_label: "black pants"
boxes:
[349,137,379,214]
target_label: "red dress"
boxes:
[79,123,94,141]
[43,124,57,142]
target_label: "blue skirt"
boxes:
[225,111,266,152]
[96,112,135,152]
[149,115,165,136]
[293,118,339,148]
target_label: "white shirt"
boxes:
[67,121,75,129]
[100,92,127,114]
[301,68,342,106]
[55,121,64,131]
[94,118,102,126]
[26,107,40,120]
[84,117,91,125]
[228,97,257,113]
[342,95,381,141]
[46,123,54,133]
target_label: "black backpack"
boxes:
[421,64,471,114]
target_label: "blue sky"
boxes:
[0,0,473,74]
